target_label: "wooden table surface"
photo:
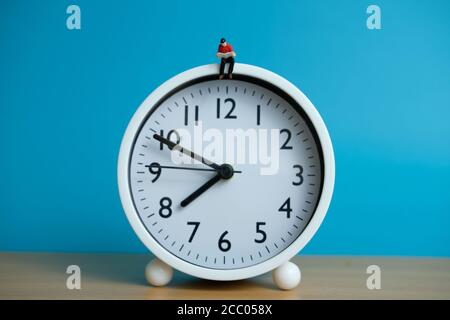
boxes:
[0,252,449,299]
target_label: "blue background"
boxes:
[1,0,449,256]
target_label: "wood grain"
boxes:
[0,252,449,299]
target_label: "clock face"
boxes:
[128,76,324,270]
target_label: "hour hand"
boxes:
[180,173,221,207]
[180,164,235,207]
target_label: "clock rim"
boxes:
[118,63,335,281]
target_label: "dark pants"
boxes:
[220,57,235,77]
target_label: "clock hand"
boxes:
[153,134,221,171]
[180,173,221,207]
[180,163,235,207]
[145,164,242,173]
[153,134,238,207]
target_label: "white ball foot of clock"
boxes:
[272,261,301,290]
[145,258,173,287]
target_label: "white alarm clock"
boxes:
[118,63,335,290]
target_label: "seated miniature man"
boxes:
[216,38,236,79]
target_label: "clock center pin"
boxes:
[219,164,234,180]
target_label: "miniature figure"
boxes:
[216,38,236,79]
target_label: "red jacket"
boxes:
[218,44,233,53]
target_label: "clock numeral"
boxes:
[184,105,199,126]
[280,129,293,150]
[159,129,180,150]
[293,165,304,186]
[216,98,237,119]
[187,221,200,243]
[158,197,172,218]
[145,162,161,183]
[278,197,292,218]
[218,231,231,252]
[254,222,267,243]
[256,105,261,126]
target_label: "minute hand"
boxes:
[153,134,221,171]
